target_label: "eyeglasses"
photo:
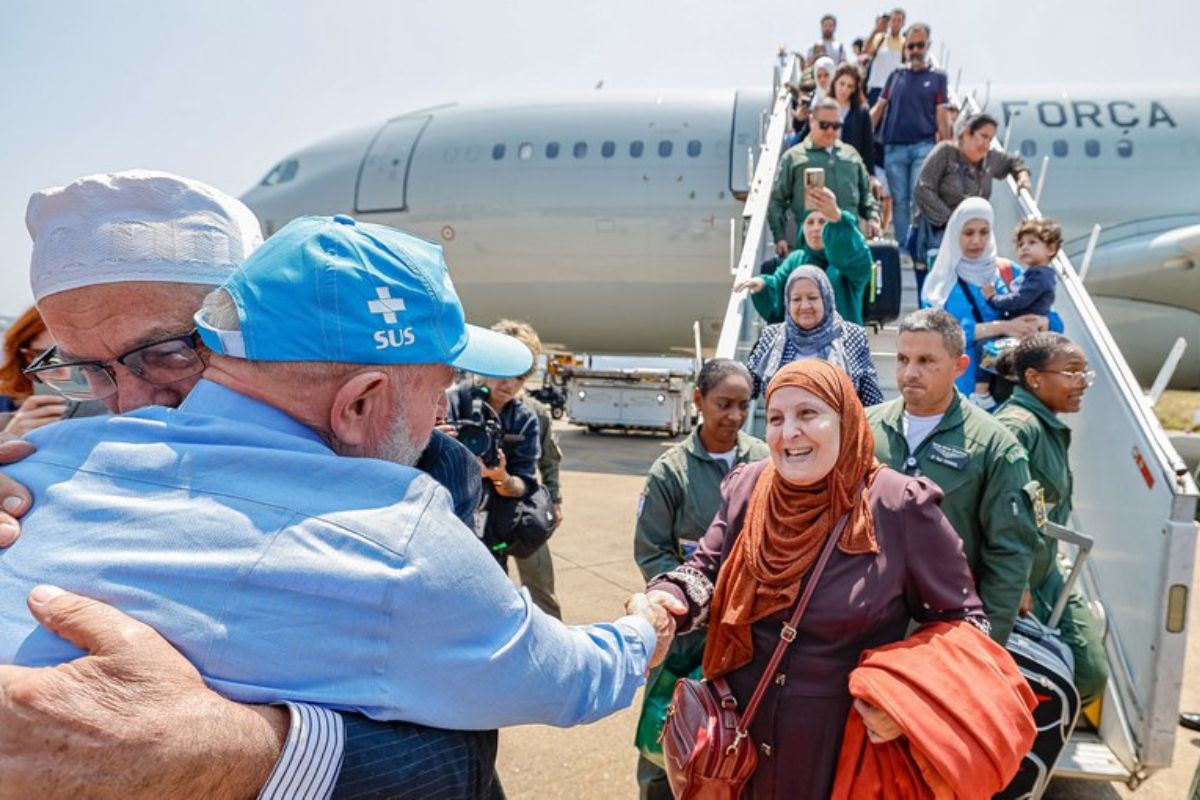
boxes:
[24,330,205,401]
[1038,369,1096,387]
[906,41,927,51]
[18,346,45,366]
[817,120,843,131]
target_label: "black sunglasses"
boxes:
[906,41,927,51]
[817,121,843,131]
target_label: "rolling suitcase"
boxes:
[994,523,1094,800]
[863,239,902,329]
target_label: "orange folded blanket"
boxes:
[831,621,1037,800]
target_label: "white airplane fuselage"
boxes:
[242,84,1200,383]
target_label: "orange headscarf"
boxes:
[703,359,881,679]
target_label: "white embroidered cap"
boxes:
[26,169,264,302]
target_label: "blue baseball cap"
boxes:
[195,215,533,377]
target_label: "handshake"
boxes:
[624,590,687,669]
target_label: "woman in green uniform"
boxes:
[632,358,769,799]
[994,333,1108,704]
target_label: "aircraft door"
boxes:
[355,115,431,213]
[729,89,771,195]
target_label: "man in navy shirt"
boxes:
[870,22,951,257]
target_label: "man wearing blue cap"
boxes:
[0,170,515,799]
[0,212,672,756]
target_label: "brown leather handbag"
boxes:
[659,511,849,800]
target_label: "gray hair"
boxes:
[696,358,752,395]
[898,308,964,358]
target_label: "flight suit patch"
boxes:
[927,442,969,470]
[1031,484,1048,528]
[636,492,647,518]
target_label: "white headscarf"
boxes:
[811,57,836,103]
[920,196,999,308]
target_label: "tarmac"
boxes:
[493,421,1200,799]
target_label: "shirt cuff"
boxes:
[614,613,657,663]
[258,702,345,800]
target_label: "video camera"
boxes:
[451,385,522,468]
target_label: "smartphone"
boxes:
[803,168,826,208]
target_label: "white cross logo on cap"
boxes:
[367,287,406,324]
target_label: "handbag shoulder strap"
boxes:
[957,277,986,323]
[735,500,856,731]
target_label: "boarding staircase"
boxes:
[715,53,1199,791]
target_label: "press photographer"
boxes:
[444,322,560,613]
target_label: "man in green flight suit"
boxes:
[768,98,881,259]
[866,309,1040,643]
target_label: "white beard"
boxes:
[335,411,429,466]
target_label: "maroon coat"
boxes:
[649,461,986,799]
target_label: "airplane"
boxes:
[240,83,1200,387]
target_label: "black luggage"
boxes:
[995,616,1081,800]
[995,522,1094,800]
[759,255,783,277]
[863,239,902,328]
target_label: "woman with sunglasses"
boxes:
[0,307,66,436]
[993,333,1108,706]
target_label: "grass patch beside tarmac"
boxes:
[1155,390,1200,432]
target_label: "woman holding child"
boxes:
[921,197,1060,408]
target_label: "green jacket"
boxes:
[521,395,562,503]
[634,428,769,581]
[867,392,1041,643]
[994,387,1071,587]
[751,209,874,325]
[768,138,879,246]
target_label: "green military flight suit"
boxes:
[633,428,769,800]
[867,392,1041,643]
[768,138,880,247]
[517,395,563,619]
[995,386,1108,703]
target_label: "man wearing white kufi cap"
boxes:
[0,170,502,799]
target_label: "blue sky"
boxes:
[3,0,1197,316]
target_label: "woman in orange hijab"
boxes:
[646,359,990,798]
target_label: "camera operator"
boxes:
[444,321,563,618]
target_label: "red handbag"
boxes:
[659,511,849,799]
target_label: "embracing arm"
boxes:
[0,587,292,800]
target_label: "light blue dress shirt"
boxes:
[0,380,653,729]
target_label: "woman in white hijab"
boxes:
[920,197,1052,406]
[811,56,836,104]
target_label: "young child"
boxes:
[982,218,1061,319]
[972,218,1061,409]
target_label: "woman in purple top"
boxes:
[645,360,987,799]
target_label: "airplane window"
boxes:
[1020,140,1037,158]
[492,144,506,160]
[1117,139,1134,158]
[518,142,534,160]
[601,141,616,158]
[1052,139,1068,158]
[260,162,285,186]
[658,141,673,158]
[687,140,702,157]
[630,140,645,158]
[546,142,560,159]
[573,141,588,158]
[279,160,299,182]
[1085,139,1100,158]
